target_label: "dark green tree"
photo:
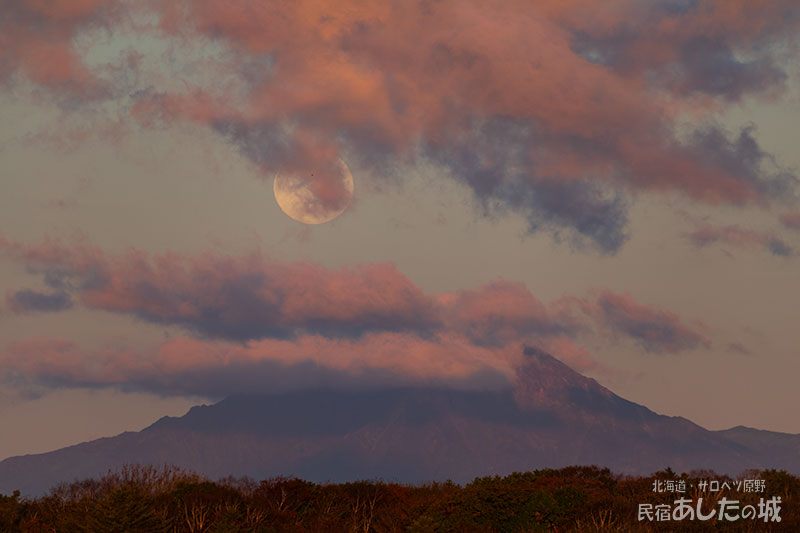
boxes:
[85,485,170,533]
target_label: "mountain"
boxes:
[1,347,798,496]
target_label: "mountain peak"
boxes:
[514,345,624,416]
[2,346,798,496]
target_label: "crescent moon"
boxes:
[273,159,355,224]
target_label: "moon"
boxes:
[273,159,354,224]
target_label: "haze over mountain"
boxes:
[1,347,798,497]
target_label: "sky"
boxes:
[1,0,799,461]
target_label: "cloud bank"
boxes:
[3,0,798,252]
[0,235,713,396]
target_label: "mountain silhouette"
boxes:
[1,347,798,496]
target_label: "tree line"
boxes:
[0,464,797,531]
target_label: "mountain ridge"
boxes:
[2,348,798,496]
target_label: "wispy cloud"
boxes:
[556,291,712,354]
[683,221,794,257]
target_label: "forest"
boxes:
[0,464,797,532]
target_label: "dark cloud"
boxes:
[766,239,793,257]
[569,29,636,68]
[569,2,794,101]
[673,36,786,100]
[686,125,798,202]
[424,116,629,253]
[6,289,73,313]
[573,32,787,101]
[211,118,294,172]
[659,0,700,16]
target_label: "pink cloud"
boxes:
[0,0,116,95]
[3,1,798,251]
[0,234,728,396]
[0,236,441,340]
[131,0,798,251]
[0,333,523,397]
[1,235,714,363]
[0,236,582,347]
[441,281,578,347]
[779,212,800,230]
